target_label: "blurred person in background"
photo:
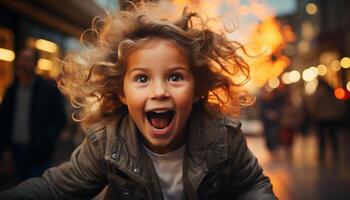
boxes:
[280,86,302,157]
[312,78,346,164]
[259,89,283,154]
[0,48,66,182]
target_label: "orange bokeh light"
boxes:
[334,88,346,99]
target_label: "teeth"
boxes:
[152,109,170,113]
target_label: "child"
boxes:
[1,2,276,199]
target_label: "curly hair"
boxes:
[59,3,252,130]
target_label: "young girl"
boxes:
[1,2,276,199]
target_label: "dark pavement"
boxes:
[247,131,350,200]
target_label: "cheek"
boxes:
[126,93,144,110]
[173,84,196,109]
[123,85,145,113]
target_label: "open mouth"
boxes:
[146,109,174,130]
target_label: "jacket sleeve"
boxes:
[0,135,107,200]
[227,127,277,200]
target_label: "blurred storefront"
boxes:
[253,0,350,134]
[0,0,109,102]
[279,0,350,126]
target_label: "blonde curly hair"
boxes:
[59,3,251,130]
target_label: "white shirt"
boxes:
[144,145,186,200]
[12,83,33,145]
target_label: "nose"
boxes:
[150,80,170,100]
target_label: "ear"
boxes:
[118,93,127,105]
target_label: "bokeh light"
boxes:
[268,77,280,89]
[35,39,58,53]
[0,48,15,62]
[302,67,318,82]
[37,58,53,71]
[306,3,318,15]
[282,72,291,84]
[340,57,350,68]
[330,60,341,71]
[297,40,310,53]
[289,70,301,83]
[334,88,346,99]
[317,64,327,76]
[305,79,318,95]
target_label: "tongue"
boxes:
[150,117,171,129]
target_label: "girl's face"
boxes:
[120,38,197,154]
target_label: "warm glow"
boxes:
[37,58,53,71]
[289,70,301,83]
[347,82,350,92]
[247,17,293,87]
[251,18,284,54]
[0,48,15,62]
[330,60,341,71]
[268,77,280,89]
[172,0,294,90]
[317,64,327,76]
[282,25,296,42]
[306,3,317,15]
[340,57,350,68]
[305,79,318,95]
[260,45,273,55]
[35,39,58,53]
[334,88,346,99]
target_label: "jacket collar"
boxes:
[186,105,228,169]
[104,105,240,195]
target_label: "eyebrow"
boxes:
[169,65,190,72]
[127,67,149,74]
[127,65,190,73]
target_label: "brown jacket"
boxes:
[0,106,276,199]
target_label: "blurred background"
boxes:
[0,0,349,199]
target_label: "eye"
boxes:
[168,73,183,82]
[135,75,149,83]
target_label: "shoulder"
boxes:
[215,115,247,157]
[204,112,244,148]
[83,115,122,157]
[210,113,242,136]
[218,115,242,131]
[85,125,107,156]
